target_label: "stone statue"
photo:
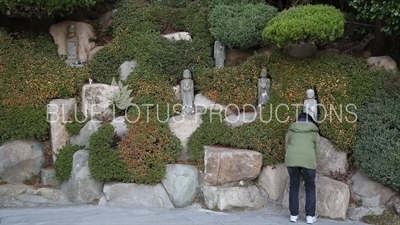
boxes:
[67,25,78,61]
[214,41,226,69]
[303,89,318,122]
[257,68,271,113]
[180,69,195,115]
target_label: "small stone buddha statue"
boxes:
[180,69,195,115]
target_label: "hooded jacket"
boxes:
[285,121,321,169]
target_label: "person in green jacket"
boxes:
[285,112,320,224]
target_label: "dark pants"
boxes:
[287,167,316,217]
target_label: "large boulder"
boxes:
[201,185,268,211]
[350,171,397,207]
[62,150,104,203]
[168,114,202,161]
[99,183,174,208]
[0,184,71,205]
[347,204,385,221]
[48,98,76,159]
[81,84,119,118]
[224,112,257,127]
[257,163,289,201]
[69,119,102,149]
[282,176,350,220]
[98,9,117,32]
[41,168,61,187]
[287,43,317,58]
[88,46,104,61]
[110,116,129,138]
[204,146,262,186]
[0,140,44,184]
[161,164,199,208]
[194,94,234,116]
[388,195,400,216]
[49,21,96,62]
[366,56,397,71]
[318,137,348,175]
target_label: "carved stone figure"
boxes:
[67,25,78,61]
[258,68,271,106]
[180,69,195,115]
[214,41,226,69]
[303,89,318,122]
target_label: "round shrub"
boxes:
[54,144,83,181]
[353,93,400,192]
[262,4,345,48]
[194,53,388,166]
[209,3,278,49]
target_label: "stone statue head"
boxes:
[306,89,315,99]
[214,41,225,53]
[183,69,191,79]
[68,25,75,33]
[261,68,268,78]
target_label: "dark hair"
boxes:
[296,112,318,127]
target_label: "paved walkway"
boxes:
[0,205,367,225]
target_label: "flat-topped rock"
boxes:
[204,146,262,186]
[201,185,268,211]
[224,112,257,127]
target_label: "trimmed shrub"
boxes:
[0,29,90,145]
[194,53,387,165]
[262,4,345,48]
[188,110,232,165]
[209,3,278,49]
[353,92,400,191]
[54,144,83,181]
[116,72,182,184]
[89,124,131,182]
[89,0,213,85]
[118,111,181,184]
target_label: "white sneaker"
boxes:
[290,215,299,222]
[306,216,317,224]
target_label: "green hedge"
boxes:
[0,29,89,145]
[262,4,345,48]
[89,124,131,182]
[353,92,400,191]
[192,53,388,165]
[209,3,277,49]
[54,144,83,181]
[89,0,213,85]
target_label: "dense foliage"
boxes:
[89,0,213,85]
[262,4,345,48]
[191,53,388,165]
[349,0,400,35]
[89,124,131,182]
[353,92,400,192]
[0,0,114,17]
[54,144,82,181]
[0,29,89,145]
[208,3,277,49]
